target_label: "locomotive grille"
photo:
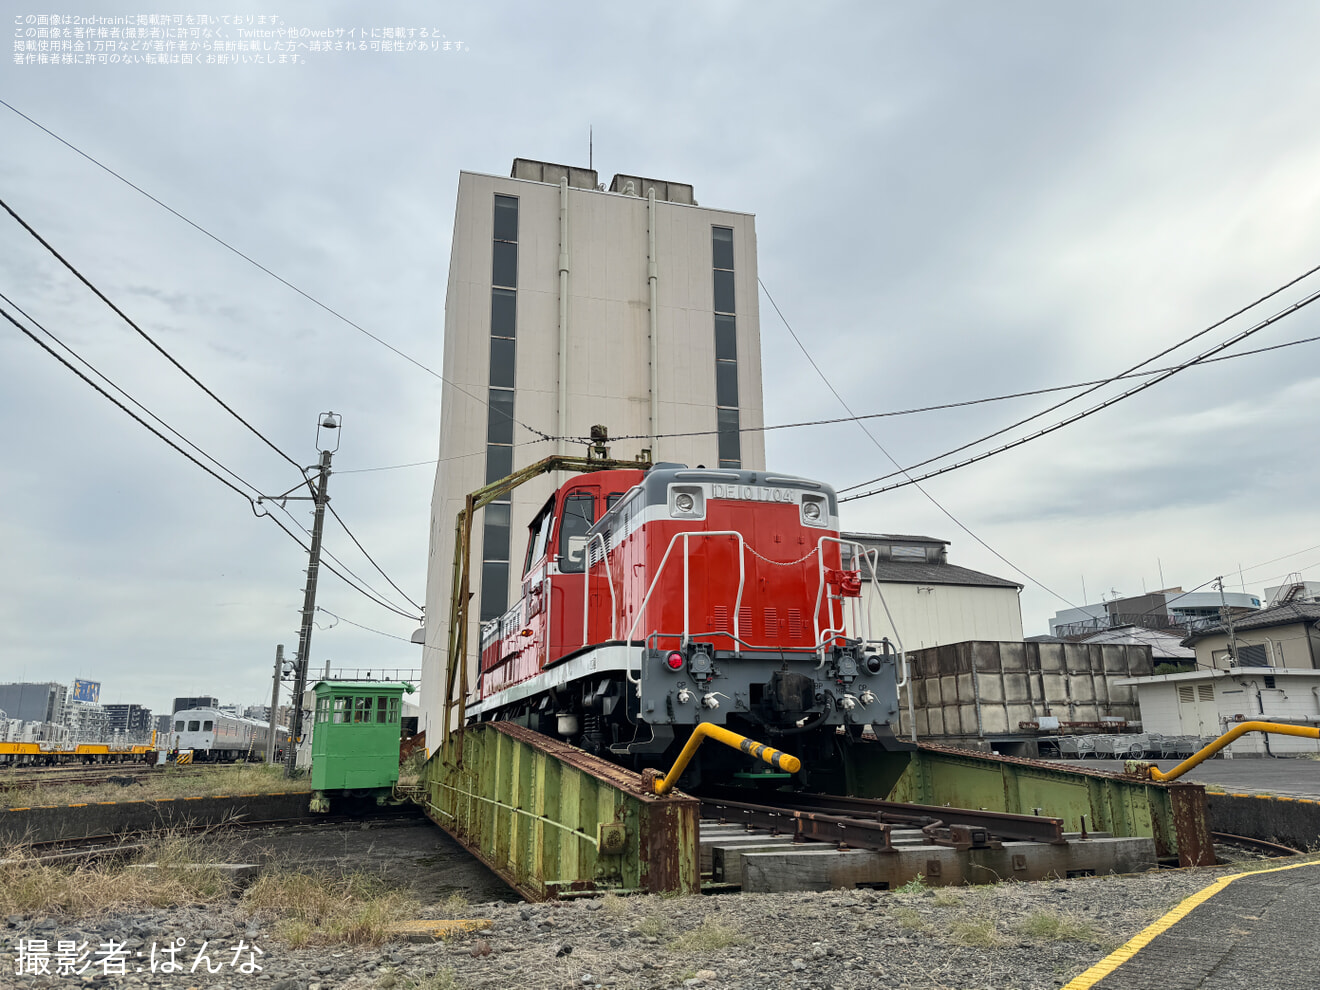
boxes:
[739,606,753,638]
[788,609,803,639]
[764,607,778,637]
[712,605,729,632]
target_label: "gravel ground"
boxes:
[3,866,1243,990]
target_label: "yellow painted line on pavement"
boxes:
[1063,859,1320,990]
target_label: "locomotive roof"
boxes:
[631,465,839,505]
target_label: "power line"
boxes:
[0,289,262,499]
[758,277,1078,609]
[0,100,555,444]
[841,261,1320,496]
[327,502,424,613]
[0,195,309,475]
[270,499,421,620]
[840,281,1320,501]
[2,302,420,622]
[598,333,1320,445]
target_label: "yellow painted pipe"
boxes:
[651,723,801,796]
[1143,721,1320,782]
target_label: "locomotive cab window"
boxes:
[203,720,213,731]
[523,499,554,575]
[174,720,184,731]
[557,492,596,574]
[188,721,200,732]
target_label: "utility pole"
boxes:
[283,412,340,777]
[1216,577,1240,667]
[266,644,283,764]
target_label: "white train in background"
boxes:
[167,708,289,762]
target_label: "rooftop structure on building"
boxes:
[1264,577,1320,607]
[104,703,153,738]
[1048,587,1261,639]
[421,156,766,737]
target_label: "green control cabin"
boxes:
[309,680,411,812]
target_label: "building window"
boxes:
[482,195,519,623]
[712,226,740,469]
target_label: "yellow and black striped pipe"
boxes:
[651,723,801,796]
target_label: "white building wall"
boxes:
[1131,671,1320,756]
[422,169,766,739]
[864,584,1023,652]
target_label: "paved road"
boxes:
[1075,860,1320,990]
[1046,758,1320,799]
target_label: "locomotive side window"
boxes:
[523,499,554,575]
[203,720,214,732]
[606,492,625,511]
[188,720,200,732]
[174,720,184,731]
[558,493,596,573]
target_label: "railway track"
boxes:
[5,808,427,865]
[0,764,231,791]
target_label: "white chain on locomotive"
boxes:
[470,464,908,758]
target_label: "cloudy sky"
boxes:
[3,2,1318,719]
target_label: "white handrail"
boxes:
[625,531,747,683]
[581,532,617,642]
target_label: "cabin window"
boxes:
[388,698,401,723]
[377,696,389,723]
[558,493,596,573]
[174,720,184,731]
[203,720,214,732]
[188,721,200,732]
[333,697,349,724]
[354,696,373,723]
[316,697,330,723]
[607,492,625,511]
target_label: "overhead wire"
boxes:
[596,333,1320,445]
[0,100,555,443]
[757,277,1078,608]
[327,503,425,613]
[1,300,421,622]
[841,260,1320,496]
[840,281,1320,501]
[0,289,261,498]
[0,195,309,474]
[2,195,424,617]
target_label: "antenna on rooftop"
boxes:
[589,126,593,171]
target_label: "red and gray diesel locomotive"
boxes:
[471,463,909,787]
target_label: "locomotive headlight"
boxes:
[864,654,884,675]
[665,652,685,671]
[675,492,695,513]
[800,493,828,528]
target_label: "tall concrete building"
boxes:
[421,159,767,737]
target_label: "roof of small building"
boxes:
[1082,624,1195,659]
[843,532,947,545]
[1181,601,1320,646]
[868,560,1022,590]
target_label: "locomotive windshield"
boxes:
[557,492,596,573]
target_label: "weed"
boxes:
[932,889,962,907]
[891,907,929,932]
[243,870,420,946]
[635,912,672,938]
[1018,910,1101,943]
[950,917,1003,947]
[600,893,629,920]
[0,763,308,810]
[672,916,746,952]
[895,873,927,893]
